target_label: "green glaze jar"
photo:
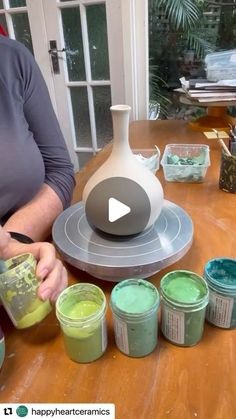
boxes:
[204,258,236,329]
[56,283,107,363]
[110,279,160,357]
[160,270,209,346]
[0,253,51,329]
[0,326,5,369]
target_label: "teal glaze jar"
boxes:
[204,258,236,329]
[0,326,5,369]
[110,279,160,357]
[160,270,209,346]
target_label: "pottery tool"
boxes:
[212,129,232,156]
[228,124,236,156]
[231,142,236,156]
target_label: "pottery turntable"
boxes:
[52,105,193,282]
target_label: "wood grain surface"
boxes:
[0,120,235,419]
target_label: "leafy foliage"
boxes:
[149,0,217,117]
[149,63,171,117]
[157,0,200,30]
[185,30,214,58]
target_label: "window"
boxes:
[149,0,236,121]
[0,0,33,53]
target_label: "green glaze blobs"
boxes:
[110,279,160,357]
[160,271,209,347]
[56,283,107,363]
[204,258,236,329]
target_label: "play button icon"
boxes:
[85,177,151,235]
[108,198,131,222]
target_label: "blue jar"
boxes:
[204,258,236,329]
[0,325,5,369]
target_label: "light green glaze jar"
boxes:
[160,270,209,346]
[56,283,107,363]
[110,279,160,357]
[0,253,51,329]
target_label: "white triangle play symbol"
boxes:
[108,197,131,223]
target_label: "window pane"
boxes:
[61,7,86,81]
[9,0,26,7]
[149,2,236,120]
[70,87,92,148]
[0,1,4,9]
[0,14,7,31]
[86,4,110,80]
[78,152,94,168]
[93,86,112,148]
[12,13,33,54]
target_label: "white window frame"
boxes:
[26,0,148,169]
[119,0,149,121]
[27,0,149,119]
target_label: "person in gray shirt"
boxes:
[0,35,76,300]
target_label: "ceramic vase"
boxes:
[82,104,164,235]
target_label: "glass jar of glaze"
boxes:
[56,283,107,363]
[0,253,51,329]
[160,270,209,346]
[110,279,160,357]
[204,258,236,329]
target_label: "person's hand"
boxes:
[0,230,68,302]
[28,242,68,302]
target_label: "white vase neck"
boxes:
[110,105,133,157]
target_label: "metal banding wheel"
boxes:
[52,200,193,282]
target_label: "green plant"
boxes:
[156,0,200,30]
[149,62,171,118]
[149,0,216,117]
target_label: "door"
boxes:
[0,0,148,171]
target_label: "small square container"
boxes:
[205,49,236,81]
[161,144,210,183]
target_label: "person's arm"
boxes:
[3,41,75,240]
[3,184,62,241]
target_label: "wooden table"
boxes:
[1,120,236,419]
[179,95,236,131]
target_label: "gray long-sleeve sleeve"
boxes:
[0,36,75,222]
